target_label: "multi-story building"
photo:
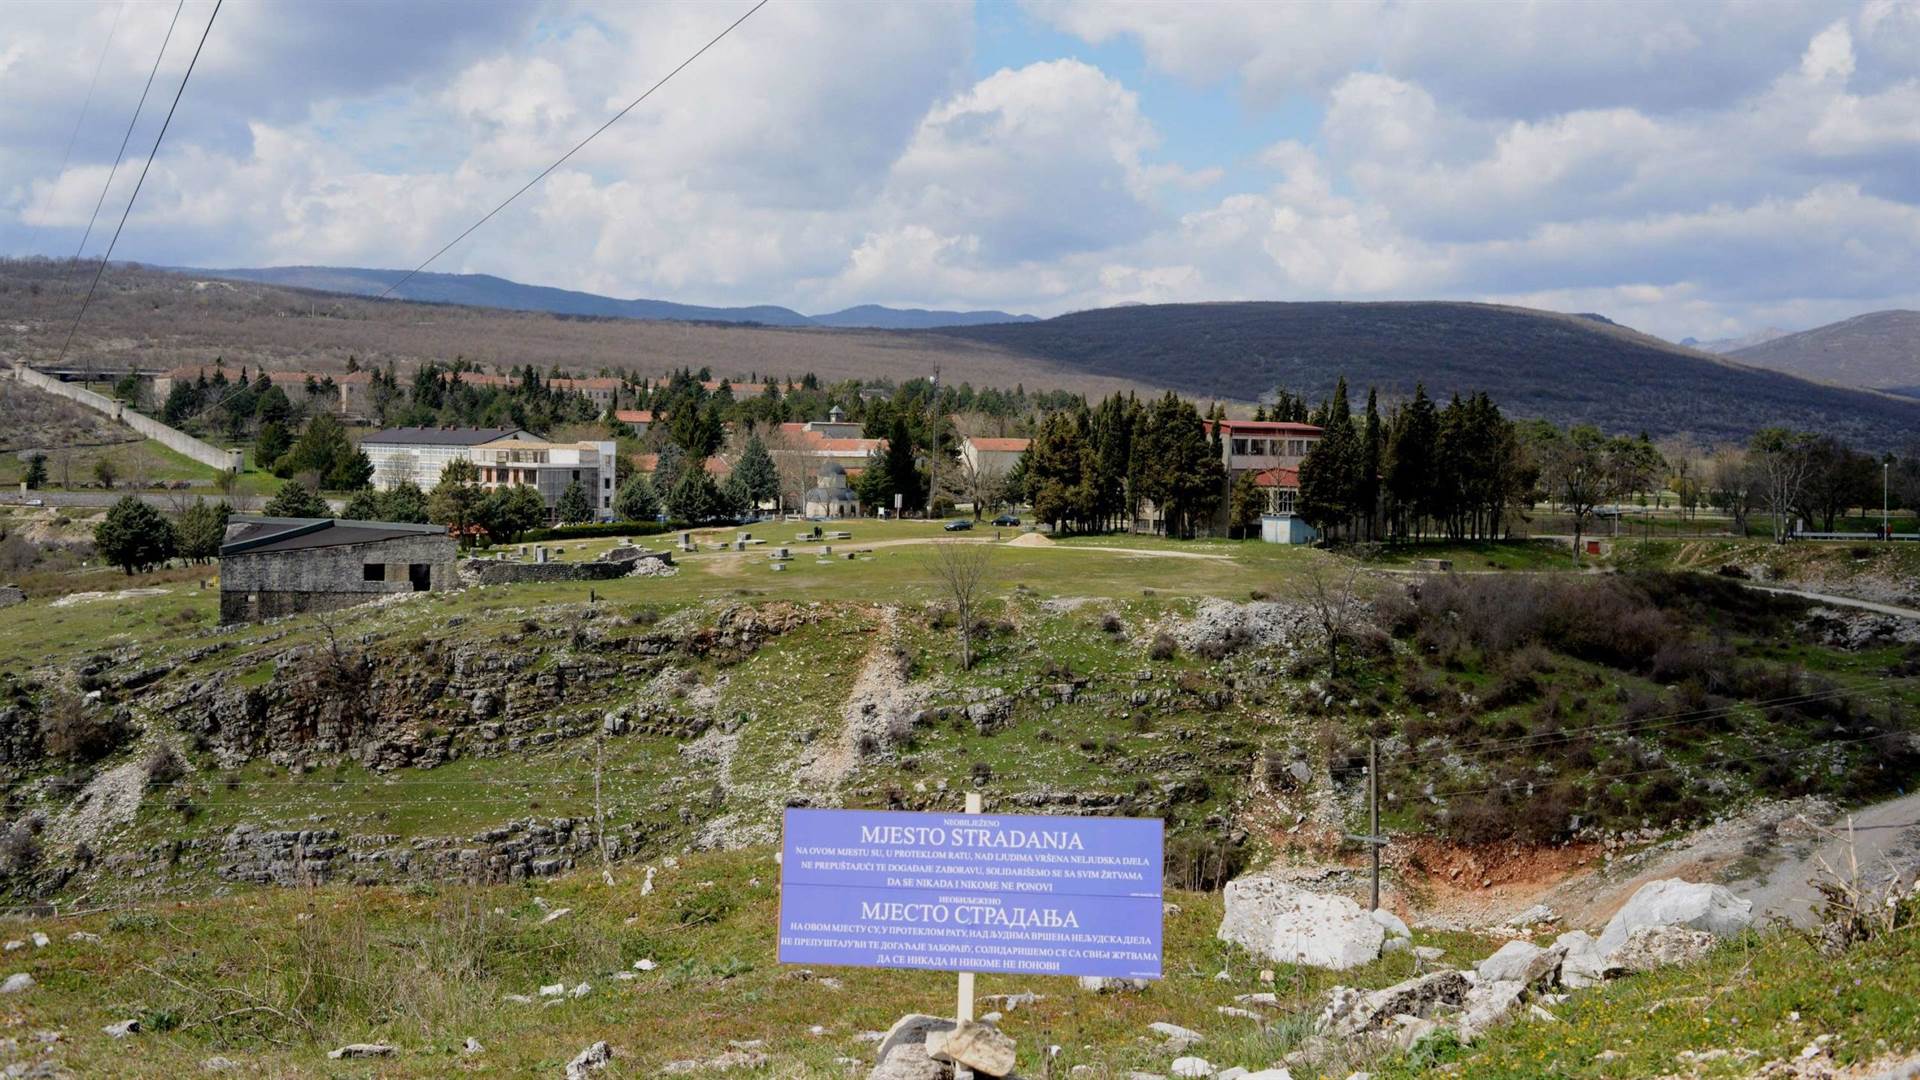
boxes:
[960,435,1030,479]
[1133,418,1323,535]
[361,426,529,491]
[1211,419,1322,517]
[469,434,617,522]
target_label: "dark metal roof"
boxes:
[220,516,450,556]
[358,425,527,446]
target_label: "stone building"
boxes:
[803,462,860,518]
[218,515,456,624]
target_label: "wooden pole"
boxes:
[955,790,982,1080]
[1369,738,1380,912]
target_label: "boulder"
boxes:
[1218,874,1384,971]
[0,973,32,993]
[869,1044,948,1080]
[1078,975,1149,993]
[327,1044,396,1060]
[928,1021,1016,1077]
[1608,925,1717,972]
[103,1019,140,1039]
[876,1014,956,1065]
[1553,930,1620,989]
[565,1041,612,1079]
[1457,980,1527,1043]
[1316,970,1472,1037]
[1475,940,1566,989]
[1596,880,1752,956]
[1171,1058,1213,1078]
[1368,909,1411,940]
[1149,1021,1204,1050]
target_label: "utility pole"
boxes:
[1369,738,1380,911]
[1885,460,1892,540]
[1346,738,1386,911]
[927,365,940,520]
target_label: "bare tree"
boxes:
[1752,428,1813,543]
[759,426,813,518]
[926,541,992,670]
[1288,553,1370,680]
[1537,426,1616,564]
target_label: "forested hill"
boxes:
[931,301,1920,449]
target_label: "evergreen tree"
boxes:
[427,457,485,544]
[876,415,924,514]
[22,454,47,490]
[720,472,754,519]
[1297,378,1358,539]
[173,498,230,563]
[379,482,430,524]
[615,473,661,522]
[1028,410,1091,532]
[262,480,330,519]
[1384,384,1438,539]
[341,489,384,521]
[95,497,176,574]
[483,485,548,542]
[1136,394,1222,538]
[556,479,593,524]
[1229,470,1265,537]
[732,434,779,510]
[1360,388,1383,541]
[280,414,371,490]
[652,442,688,499]
[256,421,292,473]
[666,466,723,523]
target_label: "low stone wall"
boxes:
[456,550,671,586]
[11,363,245,472]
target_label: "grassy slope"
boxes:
[5,849,1915,1078]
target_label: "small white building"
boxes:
[803,462,860,518]
[1260,513,1319,545]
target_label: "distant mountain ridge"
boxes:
[1723,310,1920,392]
[182,265,1038,330]
[1680,326,1792,354]
[930,301,1920,450]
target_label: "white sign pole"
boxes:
[954,790,982,1080]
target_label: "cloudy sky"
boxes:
[5,0,1919,340]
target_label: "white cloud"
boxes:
[5,1,1920,344]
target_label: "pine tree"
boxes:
[615,473,661,522]
[95,497,176,574]
[652,443,688,498]
[173,499,230,563]
[1360,388,1383,541]
[666,466,723,523]
[484,484,548,542]
[427,457,484,543]
[261,480,328,519]
[732,435,779,510]
[556,480,593,524]
[1385,384,1438,540]
[256,421,292,474]
[22,454,47,490]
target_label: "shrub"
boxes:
[1147,633,1177,661]
[0,822,39,876]
[1100,612,1124,634]
[143,743,187,789]
[40,695,124,763]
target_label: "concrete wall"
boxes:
[12,363,246,473]
[220,533,456,623]
[455,558,635,586]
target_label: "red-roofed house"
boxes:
[613,409,654,434]
[960,436,1030,478]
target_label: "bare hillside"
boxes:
[1729,309,1920,393]
[0,259,1147,398]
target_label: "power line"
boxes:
[61,0,181,292]
[54,0,218,372]
[374,0,770,302]
[23,1,127,262]
[1362,677,1896,768]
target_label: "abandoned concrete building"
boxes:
[218,516,456,624]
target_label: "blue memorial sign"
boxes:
[778,807,1163,979]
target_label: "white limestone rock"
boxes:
[1608,924,1718,972]
[1218,874,1384,971]
[1596,880,1752,956]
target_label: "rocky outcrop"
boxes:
[1597,879,1753,955]
[1218,873,1385,970]
[217,816,621,887]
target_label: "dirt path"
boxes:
[1417,793,1920,932]
[1725,791,1920,927]
[795,606,925,794]
[1742,584,1920,621]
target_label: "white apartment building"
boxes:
[359,425,614,522]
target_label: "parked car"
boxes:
[943,519,974,531]
[991,514,1021,526]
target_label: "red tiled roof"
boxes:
[1209,420,1323,436]
[966,437,1030,453]
[614,410,655,424]
[631,453,729,476]
[1250,466,1301,488]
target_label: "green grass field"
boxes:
[5,848,1914,1078]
